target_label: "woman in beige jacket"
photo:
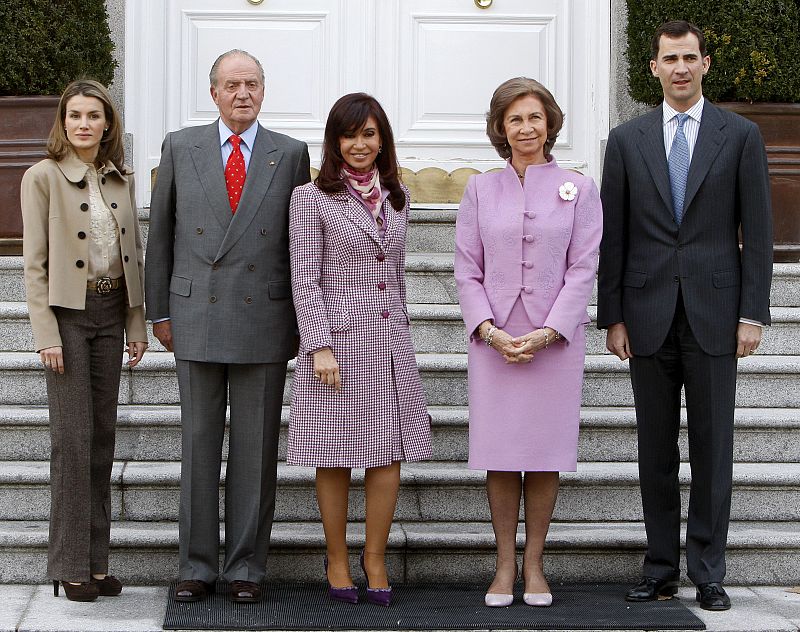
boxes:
[21,79,147,602]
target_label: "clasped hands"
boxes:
[477,320,556,364]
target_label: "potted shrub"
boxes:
[0,0,116,254]
[625,0,800,262]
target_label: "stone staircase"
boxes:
[0,205,799,586]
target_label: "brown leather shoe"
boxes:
[54,580,99,602]
[91,575,123,596]
[230,580,262,603]
[175,579,214,602]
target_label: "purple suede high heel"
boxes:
[359,551,392,607]
[324,556,358,604]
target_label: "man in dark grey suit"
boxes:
[145,49,310,603]
[598,21,772,611]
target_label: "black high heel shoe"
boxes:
[324,556,358,604]
[53,580,99,602]
[360,551,392,607]
[91,575,123,596]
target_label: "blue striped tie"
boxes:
[668,113,690,225]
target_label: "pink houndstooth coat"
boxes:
[287,182,431,468]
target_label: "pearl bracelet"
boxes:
[484,325,497,348]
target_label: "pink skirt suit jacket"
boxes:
[454,158,603,471]
[287,182,431,468]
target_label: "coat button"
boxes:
[196,227,203,234]
[381,310,390,318]
[124,255,129,262]
[76,260,84,268]
[522,285,533,293]
[77,231,86,239]
[260,228,267,235]
[101,177,106,185]
[244,296,252,304]
[376,253,385,262]
[111,202,118,209]
[673,275,679,282]
[522,261,533,268]
[378,281,386,290]
[525,211,536,219]
[120,227,126,235]
[248,264,255,271]
[524,235,533,243]
[77,181,86,189]
[210,296,217,303]
[212,263,219,270]
[80,203,89,211]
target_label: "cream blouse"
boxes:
[85,165,123,281]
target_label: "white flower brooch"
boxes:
[558,181,577,201]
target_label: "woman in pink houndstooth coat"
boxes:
[288,93,431,606]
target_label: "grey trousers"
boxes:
[175,359,285,584]
[45,289,126,582]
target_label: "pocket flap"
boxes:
[713,269,739,288]
[623,270,647,288]
[329,310,350,332]
[169,275,192,297]
[268,281,291,299]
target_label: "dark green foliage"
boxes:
[0,0,116,95]
[626,0,800,104]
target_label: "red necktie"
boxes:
[225,134,246,214]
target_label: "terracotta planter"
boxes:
[0,96,59,255]
[719,103,800,263]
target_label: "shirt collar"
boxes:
[218,119,259,151]
[56,151,125,182]
[662,96,704,126]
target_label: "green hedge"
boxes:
[626,0,800,105]
[0,0,116,95]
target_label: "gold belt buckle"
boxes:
[95,277,114,295]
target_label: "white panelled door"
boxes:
[126,0,609,204]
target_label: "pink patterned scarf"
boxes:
[342,164,382,220]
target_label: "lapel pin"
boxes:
[269,161,276,166]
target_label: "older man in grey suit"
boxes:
[145,49,310,603]
[598,21,772,611]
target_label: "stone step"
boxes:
[3,256,799,307]
[0,519,796,585]
[2,404,799,464]
[2,460,798,523]
[2,352,799,408]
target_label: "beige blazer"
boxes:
[21,152,147,351]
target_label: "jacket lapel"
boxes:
[636,106,674,215]
[215,125,282,261]
[190,122,233,233]
[682,101,726,216]
[340,192,383,247]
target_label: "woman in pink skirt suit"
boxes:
[455,78,602,608]
[288,93,431,606]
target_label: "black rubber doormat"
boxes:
[163,582,705,630]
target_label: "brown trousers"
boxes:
[45,288,125,582]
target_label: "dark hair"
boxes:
[47,79,128,172]
[316,93,405,211]
[485,77,563,160]
[651,20,706,59]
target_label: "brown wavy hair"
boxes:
[47,79,129,173]
[316,93,405,211]
[485,77,563,160]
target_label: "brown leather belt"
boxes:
[87,277,122,295]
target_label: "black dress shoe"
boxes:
[696,582,731,611]
[174,579,214,602]
[625,576,679,601]
[230,580,262,603]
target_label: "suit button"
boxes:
[77,231,86,239]
[111,202,118,209]
[248,264,255,271]
[76,260,84,268]
[244,296,252,304]
[524,235,533,243]
[378,282,386,290]
[673,275,679,282]
[210,296,217,303]
[525,211,536,219]
[522,261,533,268]
[196,227,203,234]
[101,177,107,185]
[80,203,89,212]
[522,285,533,294]
[212,263,219,270]
[77,181,86,189]
[381,310,390,318]
[260,228,267,236]
[120,227,126,235]
[677,244,683,250]
[376,253,385,262]
[124,255,129,262]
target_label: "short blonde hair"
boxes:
[47,79,128,172]
[485,77,564,160]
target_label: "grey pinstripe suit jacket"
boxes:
[597,101,773,356]
[145,121,311,363]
